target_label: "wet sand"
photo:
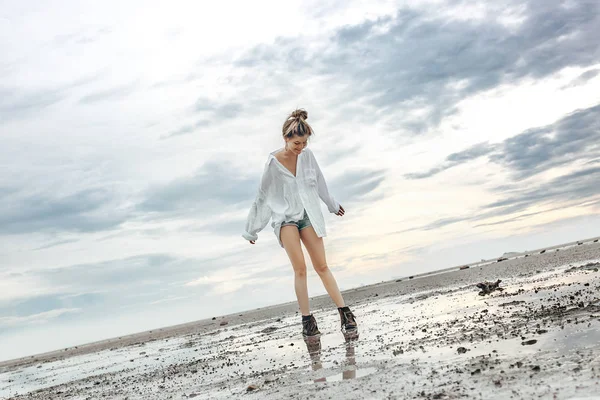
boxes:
[1,239,599,399]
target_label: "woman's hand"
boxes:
[336,205,345,216]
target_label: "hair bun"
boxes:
[291,109,308,120]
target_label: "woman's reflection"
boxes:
[303,332,358,382]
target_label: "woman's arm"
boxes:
[242,161,273,243]
[309,149,340,214]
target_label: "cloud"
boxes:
[329,168,387,206]
[406,104,600,180]
[137,161,257,216]
[0,253,231,328]
[79,82,138,104]
[0,188,127,235]
[0,86,63,121]
[562,68,600,89]
[0,308,82,328]
[236,0,600,134]
[484,165,600,214]
[163,97,249,138]
[405,142,497,179]
[163,119,212,139]
[400,102,600,233]
[402,166,600,233]
[32,239,79,251]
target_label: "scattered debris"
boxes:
[476,279,504,295]
[499,300,525,307]
[565,262,600,273]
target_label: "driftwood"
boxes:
[476,279,504,296]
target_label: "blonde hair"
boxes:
[282,108,314,139]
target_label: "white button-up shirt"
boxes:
[243,147,340,247]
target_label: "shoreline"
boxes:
[1,235,599,370]
[1,240,599,399]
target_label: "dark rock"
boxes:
[460,265,470,270]
[476,279,504,295]
[540,250,546,254]
[521,339,537,346]
[457,347,468,354]
[247,384,259,392]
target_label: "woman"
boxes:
[242,109,358,338]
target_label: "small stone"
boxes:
[247,384,259,392]
[220,320,229,326]
[531,365,541,372]
[457,347,468,354]
[521,339,537,346]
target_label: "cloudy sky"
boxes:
[1,0,600,361]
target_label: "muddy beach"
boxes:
[1,240,599,399]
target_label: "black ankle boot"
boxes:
[337,306,357,333]
[302,314,321,337]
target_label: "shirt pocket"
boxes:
[302,168,318,187]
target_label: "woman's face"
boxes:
[286,135,308,155]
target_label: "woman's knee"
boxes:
[294,266,307,278]
[313,263,329,275]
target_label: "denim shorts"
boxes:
[281,210,312,231]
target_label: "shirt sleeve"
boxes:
[242,161,273,242]
[310,150,340,214]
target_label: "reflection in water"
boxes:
[303,332,359,383]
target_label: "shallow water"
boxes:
[1,255,599,399]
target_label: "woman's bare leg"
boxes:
[281,225,310,315]
[300,226,345,307]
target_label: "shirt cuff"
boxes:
[328,200,340,214]
[242,232,258,241]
